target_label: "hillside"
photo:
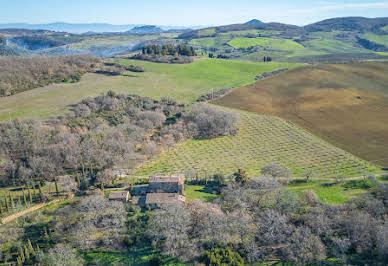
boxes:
[1,17,387,60]
[0,58,298,121]
[178,17,388,62]
[212,61,388,167]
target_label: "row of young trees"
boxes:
[142,44,196,57]
[0,55,101,96]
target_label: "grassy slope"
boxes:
[227,37,272,48]
[0,58,298,121]
[212,62,388,166]
[136,108,378,179]
[189,36,230,49]
[305,39,369,54]
[362,33,388,46]
[288,180,368,204]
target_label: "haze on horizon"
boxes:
[1,0,388,26]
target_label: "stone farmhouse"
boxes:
[148,175,184,194]
[143,175,186,207]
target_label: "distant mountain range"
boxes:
[0,22,205,34]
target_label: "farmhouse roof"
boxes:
[145,193,186,205]
[149,175,184,183]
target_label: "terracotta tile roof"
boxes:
[109,191,129,200]
[149,175,184,183]
[145,193,186,205]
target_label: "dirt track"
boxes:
[0,199,61,225]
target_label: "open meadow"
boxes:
[213,61,388,167]
[0,58,299,121]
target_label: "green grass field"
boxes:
[304,39,368,54]
[189,36,231,49]
[136,108,379,179]
[288,179,369,204]
[219,30,281,37]
[362,33,388,47]
[184,185,218,202]
[228,37,324,58]
[0,58,299,121]
[198,28,216,37]
[227,37,272,48]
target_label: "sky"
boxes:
[1,0,388,26]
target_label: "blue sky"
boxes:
[1,0,388,26]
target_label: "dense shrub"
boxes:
[147,178,388,264]
[183,104,239,138]
[131,53,194,64]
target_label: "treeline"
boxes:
[142,44,196,56]
[0,93,239,186]
[0,55,101,96]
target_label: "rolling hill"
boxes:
[179,16,388,62]
[212,61,388,167]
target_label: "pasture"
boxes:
[136,109,379,179]
[212,62,388,166]
[0,58,298,121]
[227,37,272,48]
[362,33,388,46]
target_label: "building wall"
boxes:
[148,182,184,194]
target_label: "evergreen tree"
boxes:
[28,239,36,256]
[54,178,59,197]
[234,169,249,184]
[5,197,9,212]
[28,186,33,203]
[24,246,30,261]
[19,247,25,263]
[22,187,27,205]
[38,181,43,201]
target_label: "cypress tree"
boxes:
[44,227,50,242]
[54,178,59,197]
[76,174,81,187]
[28,239,35,256]
[32,182,37,199]
[24,245,30,261]
[90,163,94,178]
[28,186,33,203]
[19,247,25,263]
[38,181,43,201]
[9,193,14,209]
[5,197,9,212]
[22,187,27,205]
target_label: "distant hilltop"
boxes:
[245,19,263,25]
[127,25,163,34]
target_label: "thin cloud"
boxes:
[290,2,388,14]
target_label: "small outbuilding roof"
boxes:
[109,191,129,200]
[145,193,186,205]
